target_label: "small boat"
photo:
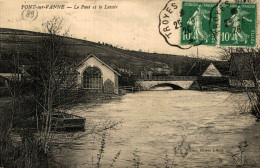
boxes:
[42,112,86,131]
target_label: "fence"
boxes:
[119,86,140,92]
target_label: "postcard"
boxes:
[0,0,259,167]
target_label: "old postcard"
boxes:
[0,0,260,167]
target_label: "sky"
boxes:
[0,0,259,60]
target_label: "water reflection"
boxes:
[150,86,174,91]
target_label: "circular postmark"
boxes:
[21,9,38,21]
[159,0,190,49]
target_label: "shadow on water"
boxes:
[150,83,183,91]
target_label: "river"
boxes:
[53,90,260,168]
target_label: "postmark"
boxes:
[159,0,188,49]
[220,3,257,47]
[21,9,38,21]
[159,0,258,48]
[181,2,218,46]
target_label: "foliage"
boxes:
[118,73,137,86]
[96,133,106,168]
[109,150,121,168]
[132,149,141,168]
[228,48,260,120]
[228,139,257,168]
[0,17,81,167]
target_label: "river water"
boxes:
[54,90,260,168]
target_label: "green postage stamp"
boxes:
[180,1,257,47]
[220,3,257,47]
[180,2,218,46]
[159,0,257,48]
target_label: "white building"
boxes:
[76,54,121,94]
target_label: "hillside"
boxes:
[0,28,220,76]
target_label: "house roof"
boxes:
[202,63,222,77]
[187,61,230,76]
[76,54,121,76]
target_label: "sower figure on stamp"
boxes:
[226,6,252,44]
[187,5,210,43]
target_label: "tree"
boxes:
[23,17,81,151]
[1,17,120,167]
[226,47,260,120]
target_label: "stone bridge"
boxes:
[136,76,197,90]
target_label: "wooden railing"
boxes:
[119,86,140,92]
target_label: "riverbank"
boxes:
[243,122,260,167]
[0,92,124,168]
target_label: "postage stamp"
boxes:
[220,3,257,47]
[159,0,258,48]
[180,1,218,46]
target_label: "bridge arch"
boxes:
[150,83,183,90]
[136,78,196,90]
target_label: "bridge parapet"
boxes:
[136,76,197,81]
